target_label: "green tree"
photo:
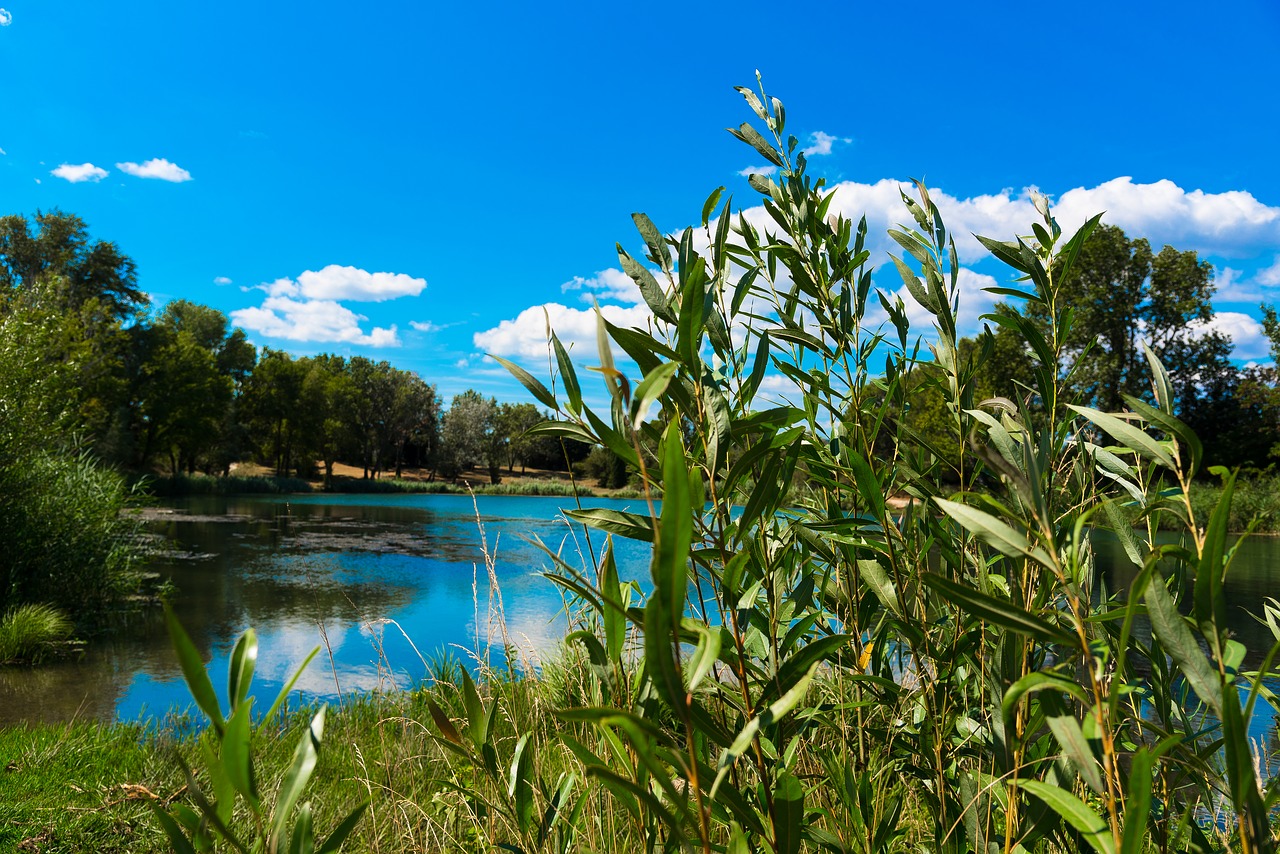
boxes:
[440,390,499,482]
[0,210,146,321]
[497,402,544,473]
[242,349,313,477]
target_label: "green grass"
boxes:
[0,604,74,664]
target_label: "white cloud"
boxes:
[213,276,233,286]
[294,264,426,302]
[738,164,778,177]
[231,296,399,347]
[806,177,1280,265]
[803,131,848,157]
[410,320,441,332]
[116,158,192,182]
[1190,311,1271,361]
[561,268,644,305]
[232,265,425,347]
[0,146,6,155]
[0,9,11,26]
[474,302,654,361]
[1258,256,1280,287]
[51,163,108,183]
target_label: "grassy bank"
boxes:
[0,665,929,853]
[141,471,645,499]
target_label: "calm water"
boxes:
[3,495,1280,729]
[0,493,652,725]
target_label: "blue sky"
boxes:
[2,1,1279,405]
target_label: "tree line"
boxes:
[0,210,587,488]
[896,223,1280,474]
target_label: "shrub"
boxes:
[455,79,1280,852]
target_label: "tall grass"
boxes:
[415,81,1280,853]
[0,449,140,621]
[0,603,73,663]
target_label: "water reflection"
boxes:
[0,494,651,724]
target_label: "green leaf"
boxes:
[150,805,199,854]
[653,421,692,624]
[489,354,557,410]
[686,624,722,691]
[1019,780,1116,854]
[616,245,675,325]
[924,573,1076,647]
[1120,737,1180,854]
[163,602,224,732]
[857,558,900,618]
[565,508,654,543]
[1068,405,1175,469]
[552,333,581,416]
[221,699,258,805]
[227,629,257,715]
[701,186,725,226]
[773,771,805,854]
[508,734,536,836]
[934,498,1054,568]
[272,707,326,851]
[315,802,368,854]
[1002,671,1089,727]
[1145,574,1223,716]
[630,362,677,429]
[1041,693,1104,794]
[632,212,672,275]
[727,122,785,168]
[711,663,818,800]
[288,803,314,854]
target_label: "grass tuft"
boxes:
[0,603,75,664]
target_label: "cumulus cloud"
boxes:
[1190,311,1271,361]
[213,276,233,286]
[51,162,108,183]
[232,265,426,347]
[802,131,848,157]
[0,9,11,26]
[410,320,442,333]
[738,164,778,177]
[817,177,1280,265]
[287,265,426,302]
[561,268,644,305]
[474,302,654,361]
[116,158,192,182]
[1258,256,1280,287]
[231,296,399,347]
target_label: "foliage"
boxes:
[464,80,1280,853]
[0,603,74,664]
[578,444,630,488]
[151,604,367,853]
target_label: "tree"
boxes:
[497,402,544,473]
[440,390,500,482]
[0,210,146,320]
[241,349,312,477]
[139,301,257,473]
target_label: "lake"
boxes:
[2,493,1279,731]
[0,493,652,725]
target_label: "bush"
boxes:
[451,80,1280,852]
[0,449,139,621]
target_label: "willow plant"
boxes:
[446,76,1280,853]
